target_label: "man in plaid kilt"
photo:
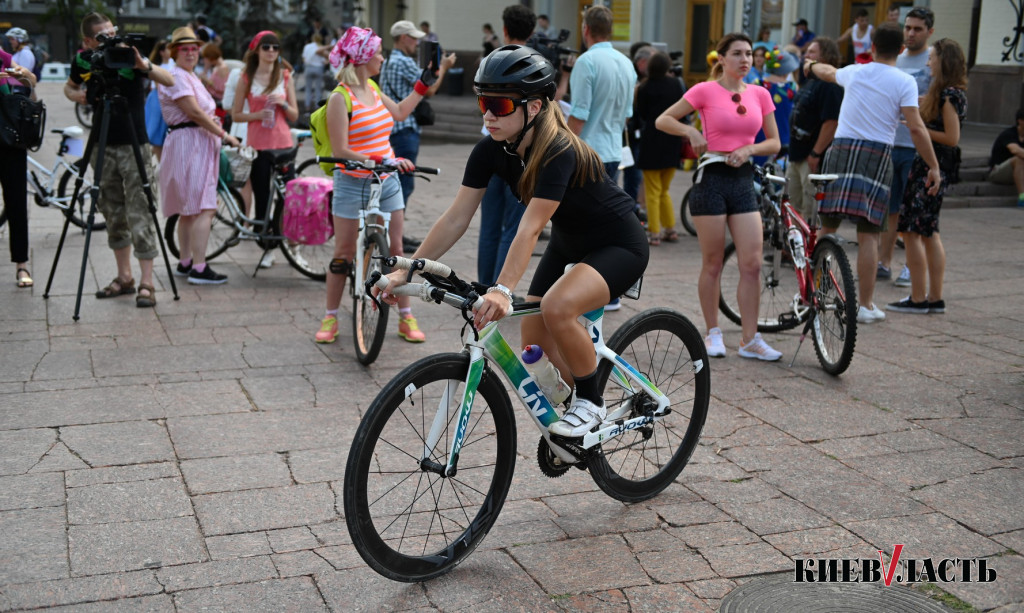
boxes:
[802,22,940,324]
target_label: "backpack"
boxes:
[309,80,381,175]
[282,176,335,245]
[30,48,45,82]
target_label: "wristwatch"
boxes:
[809,150,822,158]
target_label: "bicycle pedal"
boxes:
[779,312,799,325]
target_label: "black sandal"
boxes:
[16,268,33,288]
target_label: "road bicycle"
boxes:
[0,126,104,232]
[163,133,331,280]
[314,156,440,365]
[718,162,858,375]
[343,256,710,581]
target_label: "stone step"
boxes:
[947,180,1016,197]
[958,167,989,182]
[944,194,1019,208]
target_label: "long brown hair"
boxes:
[709,32,752,81]
[920,38,968,124]
[517,99,603,204]
[240,33,291,96]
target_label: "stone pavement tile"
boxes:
[308,519,351,547]
[699,541,792,578]
[314,545,365,571]
[836,372,967,419]
[205,532,272,560]
[812,427,956,460]
[61,420,175,467]
[272,551,335,577]
[24,375,157,394]
[511,535,649,594]
[90,343,248,377]
[721,441,825,474]
[687,477,782,505]
[554,589,628,611]
[315,568,431,612]
[69,516,206,575]
[67,477,193,525]
[698,402,764,439]
[172,577,328,612]
[679,458,752,483]
[0,472,64,510]
[625,583,715,612]
[1,387,164,429]
[738,392,908,442]
[66,462,179,488]
[668,521,761,550]
[192,483,336,535]
[32,349,96,381]
[911,468,1023,536]
[764,526,872,558]
[922,417,1023,459]
[168,327,219,345]
[720,496,832,536]
[49,335,118,351]
[941,553,1024,612]
[180,453,292,495]
[44,594,176,612]
[167,411,355,459]
[992,529,1024,553]
[844,445,1006,490]
[266,526,319,553]
[0,339,45,383]
[0,507,68,584]
[240,374,316,411]
[636,546,717,583]
[154,380,255,418]
[686,577,738,611]
[779,478,931,523]
[0,570,161,610]
[552,503,664,540]
[713,422,803,449]
[849,512,1005,560]
[654,501,734,528]
[540,490,627,518]
[288,447,349,484]
[30,441,90,473]
[241,339,333,370]
[423,549,562,611]
[155,556,278,592]
[865,336,1014,377]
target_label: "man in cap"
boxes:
[792,19,815,52]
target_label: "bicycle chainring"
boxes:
[537,437,573,478]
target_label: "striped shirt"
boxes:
[339,82,395,178]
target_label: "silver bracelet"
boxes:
[486,284,513,303]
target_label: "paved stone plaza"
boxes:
[0,84,1021,611]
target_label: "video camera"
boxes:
[669,50,684,78]
[531,28,579,69]
[82,32,146,72]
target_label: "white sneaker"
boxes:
[856,304,886,323]
[259,252,276,269]
[549,397,606,437]
[738,333,783,361]
[705,327,726,358]
[894,265,911,287]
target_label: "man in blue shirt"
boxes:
[792,19,815,51]
[568,4,635,182]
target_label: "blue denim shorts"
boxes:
[331,170,405,219]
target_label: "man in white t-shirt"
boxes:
[803,22,940,325]
[5,28,34,75]
[301,34,329,111]
[879,6,934,287]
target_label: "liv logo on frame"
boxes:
[794,545,998,585]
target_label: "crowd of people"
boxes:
[0,5,1000,421]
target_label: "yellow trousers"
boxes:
[642,167,677,235]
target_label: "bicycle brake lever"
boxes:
[365,271,384,311]
[405,258,425,283]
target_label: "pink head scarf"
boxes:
[329,26,381,69]
[248,30,276,51]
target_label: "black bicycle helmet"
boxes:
[474,44,557,100]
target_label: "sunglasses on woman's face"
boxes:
[260,43,280,52]
[731,93,747,116]
[477,96,526,118]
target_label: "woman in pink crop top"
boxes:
[655,33,784,362]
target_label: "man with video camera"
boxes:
[64,13,173,307]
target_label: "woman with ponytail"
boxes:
[376,45,649,438]
[656,33,783,362]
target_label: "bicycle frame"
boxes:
[352,177,391,297]
[27,149,81,211]
[421,303,673,475]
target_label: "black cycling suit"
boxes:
[462,136,648,298]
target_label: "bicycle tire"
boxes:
[678,188,697,236]
[273,184,332,281]
[590,308,710,503]
[295,158,325,178]
[56,160,107,231]
[344,353,517,582]
[718,220,808,333]
[352,231,391,365]
[811,237,857,375]
[75,103,93,129]
[164,183,242,261]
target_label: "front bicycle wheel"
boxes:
[352,231,391,365]
[678,188,697,236]
[719,219,808,332]
[590,308,710,503]
[164,183,241,260]
[344,353,517,582]
[57,160,107,231]
[811,237,857,375]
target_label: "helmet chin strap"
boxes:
[503,100,538,162]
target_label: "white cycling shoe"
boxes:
[549,397,606,438]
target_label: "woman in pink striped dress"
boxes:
[158,27,240,285]
[313,26,433,344]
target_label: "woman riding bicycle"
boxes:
[655,32,783,362]
[377,45,649,438]
[315,26,432,345]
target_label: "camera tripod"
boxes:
[42,92,179,320]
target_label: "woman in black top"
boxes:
[378,45,648,438]
[636,51,684,244]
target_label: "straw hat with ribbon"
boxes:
[168,26,203,50]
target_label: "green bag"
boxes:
[309,80,381,175]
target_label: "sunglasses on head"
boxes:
[477,96,528,118]
[260,43,280,52]
[731,92,747,116]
